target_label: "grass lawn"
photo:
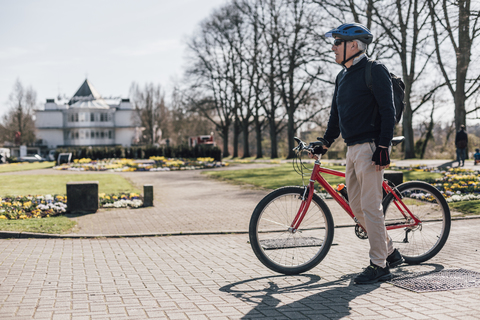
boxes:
[0,161,55,173]
[206,162,444,191]
[449,200,480,216]
[0,173,140,196]
[402,170,443,182]
[0,215,77,234]
[0,172,140,234]
[205,163,346,190]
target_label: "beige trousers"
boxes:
[345,142,394,268]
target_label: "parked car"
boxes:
[19,154,46,162]
[47,150,56,161]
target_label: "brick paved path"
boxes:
[1,163,479,319]
[1,218,480,319]
[62,166,354,237]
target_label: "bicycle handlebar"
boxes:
[293,137,326,156]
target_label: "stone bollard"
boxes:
[66,181,99,214]
[143,185,154,207]
[384,170,404,186]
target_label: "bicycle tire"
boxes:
[382,181,451,264]
[249,186,334,275]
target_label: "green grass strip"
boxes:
[0,215,76,234]
[0,162,55,173]
[448,200,480,215]
[0,174,140,197]
[205,163,347,190]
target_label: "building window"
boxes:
[109,130,112,139]
[96,131,99,138]
[100,131,104,138]
[75,132,79,139]
[90,113,95,122]
[91,130,95,138]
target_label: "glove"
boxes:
[312,144,328,155]
[372,147,390,166]
[317,137,332,148]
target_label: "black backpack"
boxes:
[365,59,405,125]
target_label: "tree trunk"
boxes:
[269,117,278,159]
[286,108,296,159]
[403,98,415,159]
[242,119,250,158]
[222,126,230,158]
[454,0,470,131]
[254,112,263,159]
[233,117,240,158]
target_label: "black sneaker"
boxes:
[354,264,392,284]
[387,249,404,268]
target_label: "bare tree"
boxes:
[2,79,37,145]
[185,6,241,157]
[169,87,216,146]
[271,0,331,158]
[369,0,440,158]
[427,0,480,131]
[130,82,168,145]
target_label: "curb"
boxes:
[0,230,250,239]
[2,215,478,239]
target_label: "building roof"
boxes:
[68,79,102,105]
[70,99,111,109]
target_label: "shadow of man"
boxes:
[220,264,444,319]
[220,273,377,319]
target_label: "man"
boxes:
[320,23,403,284]
[455,125,468,167]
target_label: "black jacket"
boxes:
[324,57,395,147]
[455,129,468,149]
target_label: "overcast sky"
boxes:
[0,0,228,117]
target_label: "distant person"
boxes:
[474,148,480,166]
[455,125,468,167]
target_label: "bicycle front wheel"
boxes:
[249,186,334,275]
[383,181,451,264]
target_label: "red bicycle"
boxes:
[249,136,451,275]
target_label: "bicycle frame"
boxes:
[290,158,421,232]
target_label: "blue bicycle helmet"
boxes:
[325,23,373,45]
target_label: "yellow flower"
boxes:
[0,216,7,219]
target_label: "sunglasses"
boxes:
[333,39,346,46]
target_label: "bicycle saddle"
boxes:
[391,136,405,146]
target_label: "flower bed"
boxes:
[99,193,143,208]
[54,157,225,172]
[0,195,67,220]
[390,166,480,203]
[0,193,144,220]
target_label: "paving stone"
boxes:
[1,167,480,320]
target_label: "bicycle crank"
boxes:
[355,224,368,240]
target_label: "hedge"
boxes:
[55,145,222,162]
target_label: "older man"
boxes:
[319,23,403,284]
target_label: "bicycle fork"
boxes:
[289,183,315,233]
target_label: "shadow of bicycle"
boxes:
[220,264,444,319]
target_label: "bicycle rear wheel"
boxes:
[249,186,334,275]
[383,181,451,264]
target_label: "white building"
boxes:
[35,80,138,150]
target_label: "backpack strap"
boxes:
[366,59,379,126]
[335,70,344,87]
